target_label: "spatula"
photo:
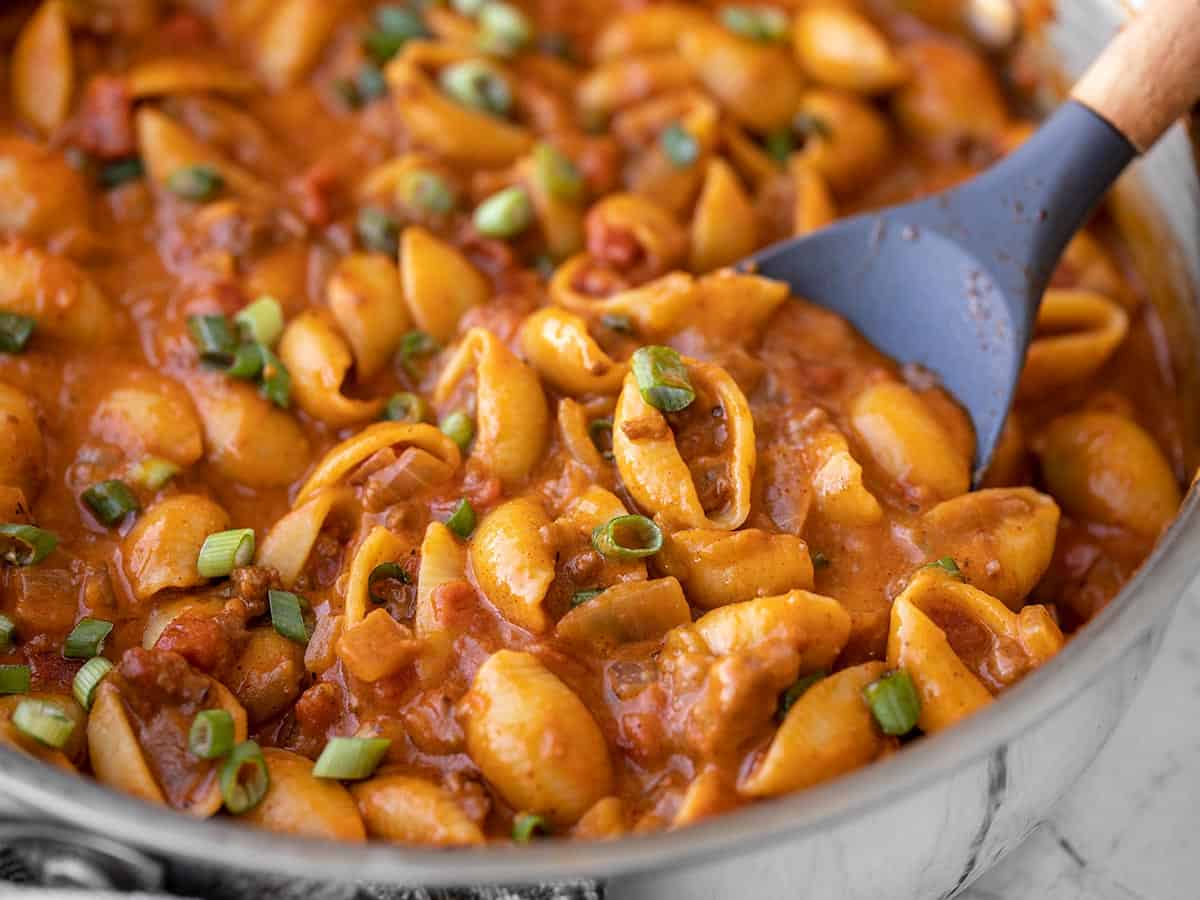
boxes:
[746,0,1200,484]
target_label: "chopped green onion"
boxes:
[81,480,139,527]
[384,392,430,424]
[451,0,487,14]
[661,123,699,168]
[398,169,456,215]
[571,588,603,607]
[591,514,662,560]
[533,254,557,279]
[364,5,428,62]
[357,207,401,256]
[234,296,284,347]
[187,314,238,365]
[99,157,144,189]
[197,528,256,578]
[0,313,36,354]
[0,665,31,696]
[473,186,533,238]
[793,112,833,141]
[600,313,634,335]
[258,346,291,408]
[12,699,74,749]
[357,63,389,102]
[512,812,550,843]
[312,736,392,780]
[719,5,791,43]
[189,709,235,759]
[924,557,963,579]
[439,60,513,117]
[631,345,695,412]
[765,128,794,163]
[333,76,364,110]
[0,615,15,652]
[129,457,180,491]
[0,524,57,566]
[220,741,270,814]
[224,342,265,379]
[72,657,112,709]
[166,164,224,202]
[64,618,113,659]
[811,549,831,569]
[444,498,476,538]
[398,330,440,377]
[588,417,614,460]
[268,590,309,645]
[532,142,584,202]
[477,2,533,56]
[440,410,475,450]
[368,562,410,605]
[777,671,825,721]
[863,670,921,737]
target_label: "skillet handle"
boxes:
[1072,0,1200,152]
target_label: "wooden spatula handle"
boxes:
[1072,0,1200,152]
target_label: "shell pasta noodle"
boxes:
[0,0,1190,847]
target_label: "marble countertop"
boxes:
[962,577,1200,900]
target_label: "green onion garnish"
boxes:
[863,670,921,737]
[661,123,699,168]
[719,5,790,43]
[258,346,291,408]
[312,736,392,780]
[188,314,238,365]
[512,812,550,843]
[600,313,634,334]
[72,657,112,710]
[268,590,309,645]
[357,63,389,103]
[0,665,31,696]
[167,164,224,202]
[129,457,180,491]
[63,618,113,659]
[383,392,430,423]
[439,60,513,117]
[398,169,456,215]
[591,514,663,560]
[792,112,832,141]
[631,346,695,412]
[532,142,584,202]
[0,614,15,652]
[12,699,74,749]
[588,417,614,460]
[776,671,825,721]
[924,557,963,579]
[364,5,428,63]
[398,331,439,377]
[477,1,533,56]
[224,342,265,379]
[368,563,410,605]
[219,741,270,814]
[333,76,364,110]
[81,480,139,527]
[764,128,794,164]
[444,499,476,538]
[189,708,235,759]
[571,588,603,607]
[357,206,401,256]
[99,157,144,189]
[473,186,533,238]
[234,296,284,347]
[451,0,486,14]
[0,313,36,354]
[811,549,831,569]
[197,528,256,578]
[440,410,475,451]
[0,524,57,566]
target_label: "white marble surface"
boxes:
[962,577,1200,900]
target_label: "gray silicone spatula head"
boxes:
[743,0,1200,484]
